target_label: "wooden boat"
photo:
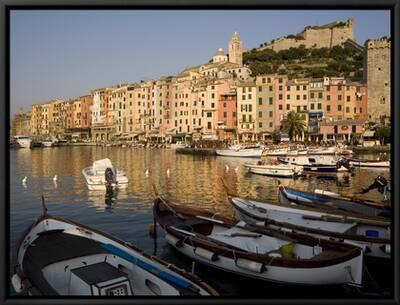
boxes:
[279,186,391,218]
[216,145,263,158]
[82,158,128,191]
[230,197,390,260]
[154,197,364,287]
[244,161,303,178]
[12,200,217,296]
[346,157,390,168]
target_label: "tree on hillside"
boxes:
[281,111,306,141]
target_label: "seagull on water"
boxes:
[22,176,27,184]
[234,166,239,172]
[166,168,170,177]
[145,169,149,177]
[53,175,58,182]
[225,164,230,172]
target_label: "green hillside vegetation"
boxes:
[243,45,364,80]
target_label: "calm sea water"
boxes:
[9,147,392,297]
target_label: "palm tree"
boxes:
[282,111,306,141]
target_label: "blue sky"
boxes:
[10,10,390,116]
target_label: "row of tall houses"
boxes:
[11,33,390,142]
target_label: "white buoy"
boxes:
[145,169,149,177]
[234,166,239,172]
[22,176,27,184]
[166,168,170,177]
[225,164,229,171]
[53,175,57,182]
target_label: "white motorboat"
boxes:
[230,197,390,260]
[14,135,32,148]
[154,198,363,287]
[216,142,264,158]
[244,161,303,178]
[278,155,354,173]
[82,158,128,190]
[12,201,217,296]
[307,146,338,155]
[170,141,187,149]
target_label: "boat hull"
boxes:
[216,149,263,158]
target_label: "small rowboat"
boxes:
[346,158,390,168]
[279,186,391,218]
[154,197,364,287]
[244,162,303,178]
[230,197,390,260]
[12,199,217,296]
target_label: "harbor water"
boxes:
[9,146,392,297]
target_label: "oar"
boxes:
[215,232,262,238]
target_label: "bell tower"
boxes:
[228,32,243,66]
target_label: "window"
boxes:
[354,107,357,113]
[279,94,283,100]
[248,94,252,99]
[338,105,342,111]
[207,112,212,117]
[259,98,263,105]
[326,85,330,91]
[267,77,271,83]
[318,92,323,99]
[259,122,263,128]
[303,85,307,90]
[279,86,283,91]
[269,97,273,105]
[233,112,236,117]
[259,111,262,118]
[269,86,273,91]
[207,122,212,129]
[249,105,252,112]
[223,102,227,108]
[249,115,252,122]
[287,86,290,91]
[278,78,283,83]
[318,103,322,110]
[269,122,273,127]
[346,96,350,102]
[211,103,215,108]
[346,107,350,113]
[297,106,300,112]
[211,85,215,90]
[360,107,363,113]
[327,95,331,101]
[269,111,273,117]
[352,125,356,133]
[327,105,331,112]
[296,95,300,100]
[242,95,246,100]
[311,104,315,110]
[262,78,266,83]
[243,87,246,93]
[242,114,246,122]
[338,85,342,91]
[224,112,227,118]
[303,95,307,100]
[338,95,342,101]
[310,93,315,99]
[258,86,262,92]
[286,104,290,110]
[287,95,290,100]
[279,104,283,110]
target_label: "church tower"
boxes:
[228,32,243,66]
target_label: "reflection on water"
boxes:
[10,147,391,297]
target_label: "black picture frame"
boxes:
[1,1,399,304]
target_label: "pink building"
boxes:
[217,92,237,140]
[319,119,365,141]
[273,75,288,130]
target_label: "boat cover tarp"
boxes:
[92,158,113,171]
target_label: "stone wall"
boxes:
[259,18,354,52]
[364,38,391,122]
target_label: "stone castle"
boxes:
[258,18,355,52]
[363,37,391,122]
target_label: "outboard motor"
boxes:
[336,158,355,174]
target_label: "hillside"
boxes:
[243,45,364,80]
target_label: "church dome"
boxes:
[214,48,225,56]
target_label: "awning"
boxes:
[308,112,323,118]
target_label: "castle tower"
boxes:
[364,37,391,122]
[228,32,243,66]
